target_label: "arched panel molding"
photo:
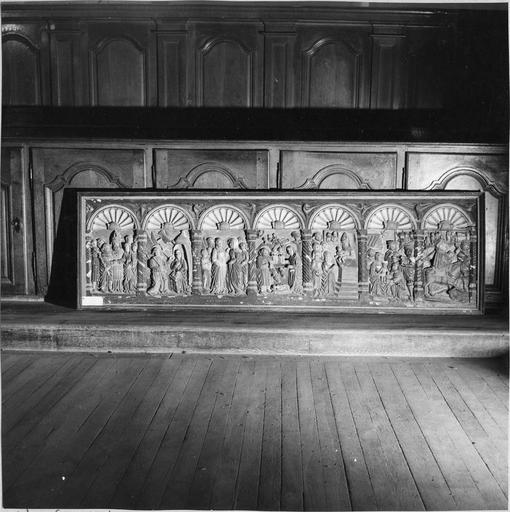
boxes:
[296,164,371,190]
[302,37,362,107]
[170,162,248,189]
[426,166,507,197]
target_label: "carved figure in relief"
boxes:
[321,251,339,296]
[388,262,409,301]
[256,247,273,294]
[110,239,125,293]
[123,239,138,293]
[99,243,114,292]
[169,245,189,295]
[90,238,102,291]
[448,240,471,302]
[423,232,457,299]
[369,252,388,298]
[201,248,212,292]
[211,238,228,295]
[421,233,472,302]
[285,246,297,290]
[239,241,249,289]
[227,237,244,295]
[147,245,169,296]
[311,250,323,297]
[401,245,416,299]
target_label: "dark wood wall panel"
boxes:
[281,151,398,189]
[158,30,187,106]
[190,22,264,107]
[298,26,371,108]
[370,33,405,108]
[154,149,270,189]
[2,5,481,109]
[264,28,296,107]
[2,34,42,105]
[49,26,83,106]
[86,22,156,106]
[404,27,451,108]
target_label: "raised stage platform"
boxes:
[1,301,508,357]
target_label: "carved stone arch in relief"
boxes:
[421,203,473,231]
[365,204,417,231]
[198,204,249,230]
[87,204,139,233]
[254,205,304,230]
[170,163,248,189]
[142,205,195,231]
[308,204,360,231]
[296,165,371,190]
[426,166,507,198]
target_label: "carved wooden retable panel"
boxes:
[78,191,484,313]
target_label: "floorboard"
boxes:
[2,351,507,511]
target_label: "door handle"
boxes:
[11,217,21,233]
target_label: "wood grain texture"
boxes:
[2,351,508,510]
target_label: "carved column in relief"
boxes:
[469,227,478,304]
[246,229,258,296]
[191,230,203,294]
[85,233,92,293]
[356,229,369,302]
[301,229,313,296]
[413,230,425,301]
[136,230,148,294]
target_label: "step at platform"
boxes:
[1,301,508,357]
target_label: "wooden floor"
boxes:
[2,351,508,510]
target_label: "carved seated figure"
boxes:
[369,252,388,299]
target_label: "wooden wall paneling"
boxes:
[264,23,296,107]
[404,26,451,108]
[1,146,33,295]
[370,27,405,109]
[86,22,156,106]
[30,148,145,296]
[406,151,509,301]
[189,21,264,107]
[297,24,371,108]
[2,22,50,105]
[49,22,84,106]
[280,150,399,189]
[154,149,270,189]
[157,23,187,106]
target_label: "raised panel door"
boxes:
[87,22,156,106]
[2,35,41,105]
[298,26,371,108]
[190,22,263,107]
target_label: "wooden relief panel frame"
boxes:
[78,190,484,313]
